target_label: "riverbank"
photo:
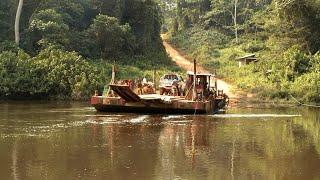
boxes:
[161,34,260,105]
[164,25,320,105]
[162,34,320,107]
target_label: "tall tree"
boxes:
[15,0,24,45]
[234,0,238,44]
[88,14,135,59]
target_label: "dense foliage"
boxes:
[0,0,176,100]
[0,47,101,100]
[168,0,320,103]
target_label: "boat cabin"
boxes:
[185,71,215,100]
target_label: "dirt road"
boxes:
[162,36,236,99]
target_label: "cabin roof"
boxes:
[237,53,257,60]
[235,54,259,63]
[236,54,256,60]
[187,71,214,77]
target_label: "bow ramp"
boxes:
[109,84,141,102]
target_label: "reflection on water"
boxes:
[0,101,319,179]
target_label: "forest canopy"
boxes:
[0,0,173,100]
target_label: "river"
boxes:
[0,101,319,179]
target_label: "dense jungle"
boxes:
[1,0,320,103]
[0,0,178,100]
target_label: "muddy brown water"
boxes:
[0,101,319,180]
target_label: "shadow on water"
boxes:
[0,101,319,179]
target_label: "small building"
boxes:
[236,54,258,67]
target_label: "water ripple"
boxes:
[209,114,301,118]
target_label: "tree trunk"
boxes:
[234,0,238,44]
[15,0,24,45]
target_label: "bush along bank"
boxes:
[0,45,181,100]
[0,47,100,100]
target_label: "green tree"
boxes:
[88,14,135,60]
[31,47,100,99]
[276,0,320,53]
[28,9,69,51]
[0,50,33,97]
[121,0,164,51]
[15,0,24,45]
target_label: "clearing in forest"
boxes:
[161,34,252,103]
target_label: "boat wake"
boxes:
[162,115,186,120]
[85,115,149,125]
[85,118,121,125]
[209,114,301,118]
[84,114,124,117]
[128,115,149,124]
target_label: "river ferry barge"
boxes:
[91,60,228,114]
